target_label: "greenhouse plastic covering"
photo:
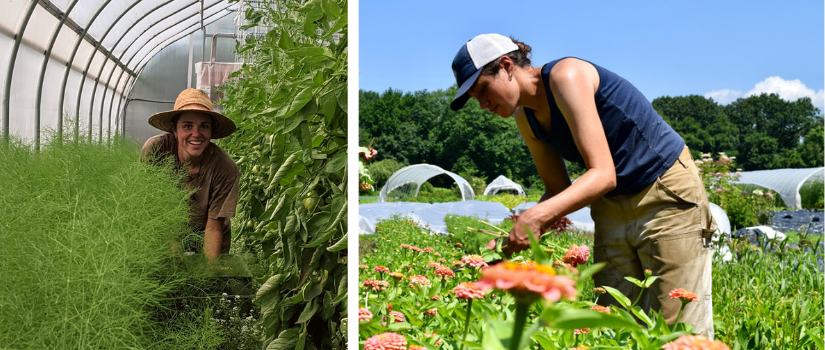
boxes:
[359,200,511,235]
[0,0,240,147]
[483,175,526,196]
[377,164,475,202]
[732,167,824,209]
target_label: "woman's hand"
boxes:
[502,207,546,256]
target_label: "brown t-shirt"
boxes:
[142,133,239,253]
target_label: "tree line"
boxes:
[360,87,823,190]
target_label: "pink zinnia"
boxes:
[431,295,440,301]
[438,258,446,263]
[452,260,462,266]
[389,311,405,323]
[374,265,389,273]
[453,282,487,300]
[574,328,590,334]
[434,266,455,279]
[476,262,577,302]
[669,288,699,303]
[409,346,425,350]
[359,307,373,322]
[411,246,424,253]
[364,280,389,291]
[400,244,411,249]
[662,335,731,350]
[409,275,431,289]
[562,244,590,267]
[424,308,437,317]
[424,247,434,253]
[428,260,442,268]
[461,254,488,268]
[363,332,407,350]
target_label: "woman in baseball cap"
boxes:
[141,88,239,261]
[451,34,716,338]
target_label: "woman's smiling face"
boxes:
[174,111,212,163]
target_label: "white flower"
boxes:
[701,153,711,159]
[753,190,763,196]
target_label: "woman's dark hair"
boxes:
[481,37,532,75]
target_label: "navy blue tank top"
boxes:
[524,58,684,197]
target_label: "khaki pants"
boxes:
[591,146,716,339]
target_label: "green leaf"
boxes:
[579,262,605,281]
[296,299,319,323]
[624,276,644,288]
[541,305,642,331]
[256,274,285,301]
[602,285,632,310]
[266,328,302,350]
[283,86,315,120]
[324,150,346,174]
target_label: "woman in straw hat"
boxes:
[142,88,239,260]
[449,34,717,338]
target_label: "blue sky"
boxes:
[358,1,825,111]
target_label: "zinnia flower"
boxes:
[424,308,437,317]
[360,264,368,269]
[409,346,425,350]
[389,311,405,323]
[593,287,606,294]
[374,265,389,273]
[662,334,731,350]
[455,242,463,246]
[669,288,699,303]
[476,261,577,302]
[411,246,424,253]
[434,266,455,279]
[424,247,434,253]
[574,328,590,334]
[363,332,407,350]
[461,254,488,268]
[364,280,390,291]
[431,295,440,301]
[562,244,590,267]
[409,275,431,289]
[358,307,373,322]
[453,282,487,300]
[590,305,610,314]
[428,260,442,268]
[400,244,411,249]
[388,272,406,280]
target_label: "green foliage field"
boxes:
[0,138,208,349]
[359,216,824,349]
[218,0,348,348]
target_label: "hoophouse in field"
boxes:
[0,0,271,147]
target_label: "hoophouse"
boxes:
[0,0,267,147]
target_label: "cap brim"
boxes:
[450,68,482,111]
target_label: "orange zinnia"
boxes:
[661,334,731,350]
[453,282,487,300]
[358,307,373,322]
[476,261,577,302]
[669,288,699,303]
[363,332,407,350]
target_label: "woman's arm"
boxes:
[203,218,223,261]
[504,58,616,255]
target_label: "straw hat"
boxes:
[148,88,236,139]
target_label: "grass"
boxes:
[0,137,262,349]
[0,137,195,348]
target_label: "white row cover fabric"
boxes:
[359,201,511,235]
[377,164,475,202]
[732,167,824,209]
[1,0,238,147]
[483,175,526,196]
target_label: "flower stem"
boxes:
[459,299,473,350]
[674,302,687,325]
[509,301,531,350]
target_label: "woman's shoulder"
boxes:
[141,133,174,159]
[207,144,239,176]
